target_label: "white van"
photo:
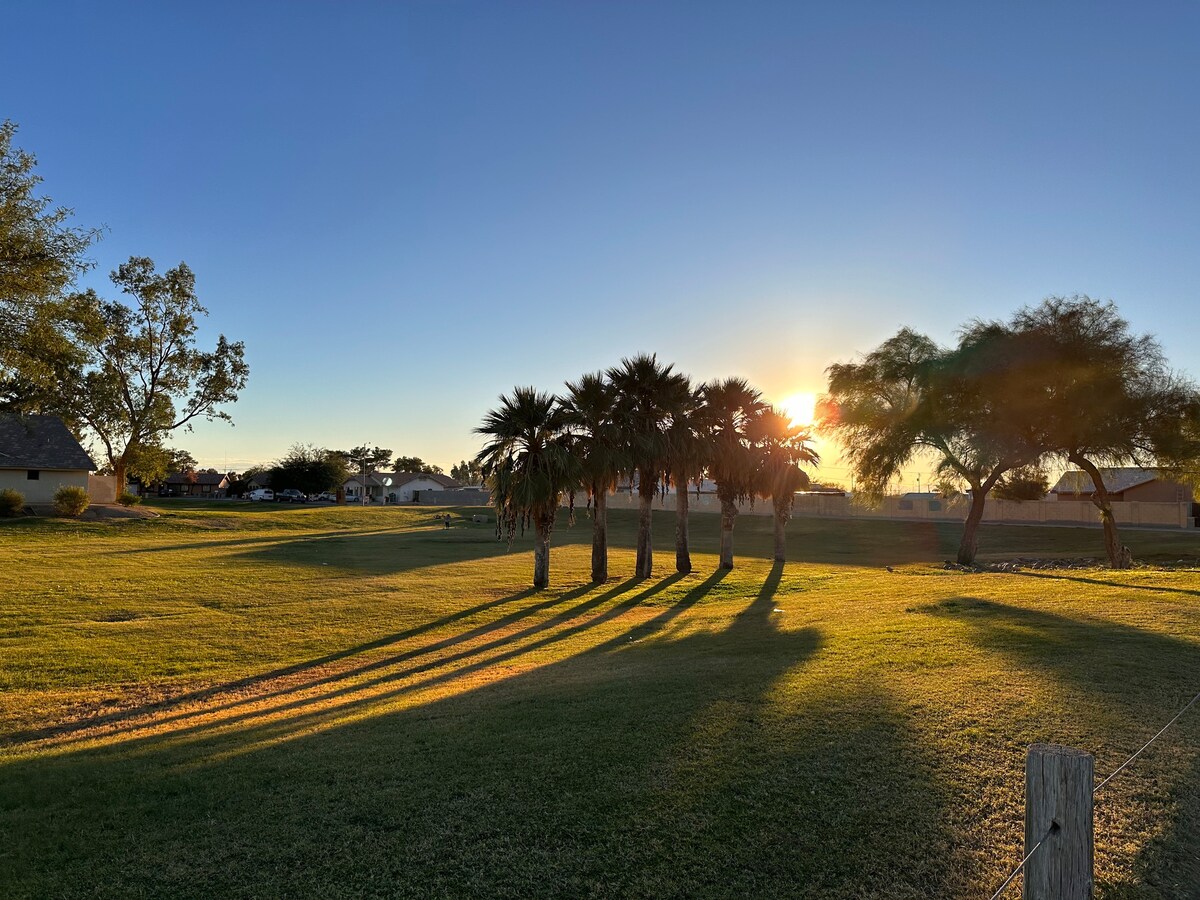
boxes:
[248,488,275,501]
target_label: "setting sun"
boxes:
[780,392,818,427]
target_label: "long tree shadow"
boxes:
[7,581,563,745]
[914,597,1200,704]
[0,566,963,898]
[915,596,1200,893]
[1010,567,1200,599]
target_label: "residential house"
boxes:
[161,471,231,498]
[344,471,461,503]
[0,414,95,504]
[1050,468,1194,504]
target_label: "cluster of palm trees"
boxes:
[475,354,818,588]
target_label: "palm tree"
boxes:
[475,387,578,589]
[751,406,819,562]
[703,377,765,570]
[608,354,689,579]
[665,379,707,574]
[562,372,626,583]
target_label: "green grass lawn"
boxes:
[2,501,1200,898]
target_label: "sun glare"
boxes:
[781,392,817,427]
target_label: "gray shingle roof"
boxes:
[1050,468,1159,494]
[0,414,96,471]
[344,471,462,489]
[165,471,228,486]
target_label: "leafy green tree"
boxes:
[269,444,349,495]
[993,465,1050,501]
[114,443,198,489]
[703,377,766,570]
[55,258,248,490]
[450,459,483,484]
[340,446,392,475]
[608,354,690,579]
[821,327,1036,565]
[965,296,1200,568]
[562,371,626,583]
[750,406,818,562]
[394,456,442,474]
[0,121,101,412]
[476,387,579,589]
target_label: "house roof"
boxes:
[0,414,95,471]
[1050,467,1160,495]
[165,471,228,486]
[344,471,462,489]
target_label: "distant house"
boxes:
[161,471,231,498]
[0,414,96,504]
[1050,468,1194,503]
[344,471,461,503]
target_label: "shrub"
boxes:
[0,488,24,517]
[53,485,90,517]
[116,491,142,507]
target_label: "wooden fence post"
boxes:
[1024,743,1094,899]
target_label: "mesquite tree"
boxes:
[60,258,248,490]
[965,297,1200,568]
[822,328,1035,565]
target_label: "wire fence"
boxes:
[988,686,1200,898]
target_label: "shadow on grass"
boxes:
[915,596,1200,893]
[1009,567,1200,599]
[0,564,963,897]
[913,597,1200,703]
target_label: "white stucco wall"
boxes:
[0,468,90,504]
[395,477,447,502]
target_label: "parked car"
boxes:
[247,488,274,501]
[314,491,337,502]
[276,489,307,503]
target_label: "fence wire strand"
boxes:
[988,824,1055,900]
[1093,688,1200,795]
[989,686,1200,898]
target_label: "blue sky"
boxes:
[4,2,1199,484]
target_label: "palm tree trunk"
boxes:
[772,502,787,563]
[1072,454,1132,568]
[636,486,654,579]
[675,483,691,574]
[591,487,608,583]
[719,499,737,569]
[533,519,552,589]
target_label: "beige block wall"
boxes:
[88,474,118,504]
[586,491,1194,528]
[0,468,90,504]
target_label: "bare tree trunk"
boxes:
[636,484,654,579]
[957,488,988,565]
[114,461,128,496]
[773,502,787,563]
[719,499,737,569]
[591,487,608,583]
[1072,454,1132,568]
[675,484,691,574]
[533,520,552,589]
